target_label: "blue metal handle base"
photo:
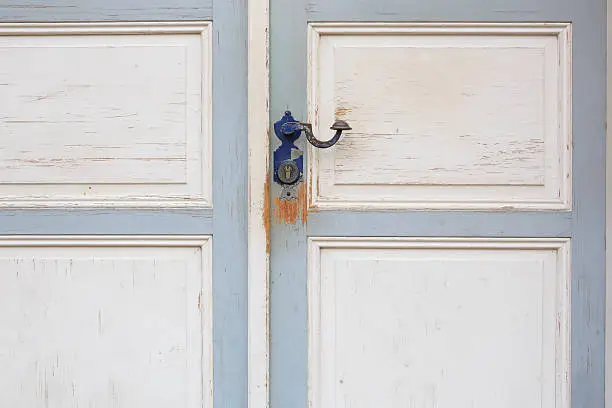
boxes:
[273,111,304,186]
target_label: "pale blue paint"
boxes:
[270,3,309,408]
[0,209,213,235]
[211,0,249,407]
[0,0,212,21]
[307,212,573,237]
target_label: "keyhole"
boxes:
[278,161,299,185]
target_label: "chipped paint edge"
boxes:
[606,1,612,406]
[307,236,571,408]
[307,22,572,211]
[248,0,270,407]
[0,21,212,35]
[0,235,213,407]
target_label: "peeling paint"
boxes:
[0,24,212,206]
[312,27,572,210]
[335,106,352,118]
[263,173,271,254]
[307,167,313,211]
[273,182,307,225]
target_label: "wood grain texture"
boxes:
[247,0,270,405]
[306,211,572,237]
[0,23,212,207]
[607,3,612,407]
[309,238,570,408]
[304,0,582,22]
[269,2,309,408]
[308,24,571,210]
[0,209,213,235]
[0,236,212,408]
[0,0,212,21]
[211,1,249,407]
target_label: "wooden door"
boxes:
[269,2,605,408]
[0,2,248,407]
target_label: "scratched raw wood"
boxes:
[0,237,212,408]
[309,238,571,408]
[309,24,571,210]
[273,183,307,225]
[0,23,211,207]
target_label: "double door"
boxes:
[0,0,605,407]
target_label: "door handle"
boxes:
[273,111,352,195]
[278,111,351,149]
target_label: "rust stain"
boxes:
[263,173,271,254]
[306,167,320,214]
[273,182,307,225]
[335,106,352,118]
[300,182,308,223]
[197,293,201,310]
[307,169,313,209]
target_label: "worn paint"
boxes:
[309,24,572,211]
[0,237,212,406]
[0,209,213,235]
[211,2,250,408]
[0,0,212,21]
[273,182,307,224]
[0,23,213,207]
[0,3,247,408]
[334,106,352,117]
[263,173,271,253]
[307,166,314,211]
[308,238,571,408]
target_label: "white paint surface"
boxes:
[0,23,211,207]
[308,238,570,408]
[309,24,571,210]
[0,236,212,408]
[247,0,270,406]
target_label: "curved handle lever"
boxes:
[280,116,351,149]
[300,120,352,149]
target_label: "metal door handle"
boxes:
[279,111,351,149]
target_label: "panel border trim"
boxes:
[308,237,571,408]
[0,21,212,35]
[0,21,213,208]
[307,22,572,211]
[0,235,213,407]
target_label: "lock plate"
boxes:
[280,185,298,201]
[273,111,304,193]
